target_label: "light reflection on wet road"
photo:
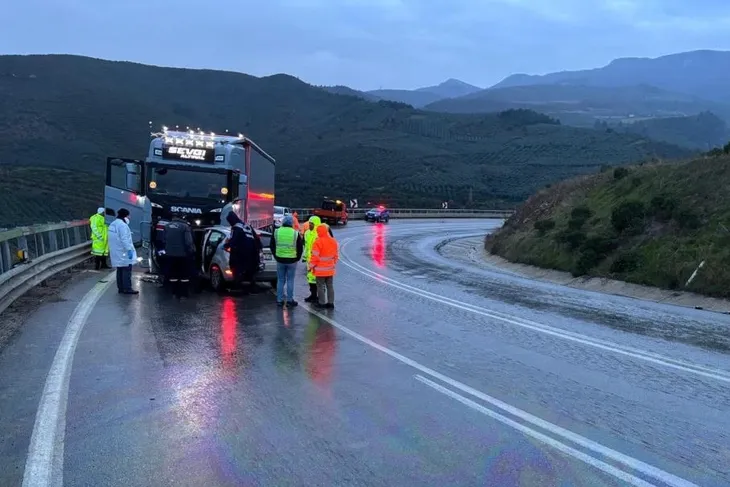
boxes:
[1,220,730,486]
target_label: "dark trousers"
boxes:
[116,265,133,292]
[94,255,109,270]
[167,256,192,296]
[316,276,335,305]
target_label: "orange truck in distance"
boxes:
[313,198,348,226]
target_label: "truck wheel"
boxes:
[210,265,227,293]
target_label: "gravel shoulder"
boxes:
[442,236,730,315]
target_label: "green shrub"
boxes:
[610,251,640,274]
[556,229,587,249]
[570,206,592,223]
[582,235,618,257]
[674,206,702,230]
[611,201,646,233]
[534,219,556,235]
[568,205,593,230]
[648,195,678,222]
[613,167,629,180]
[573,249,600,276]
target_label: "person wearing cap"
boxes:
[270,214,304,306]
[89,207,110,270]
[108,208,139,295]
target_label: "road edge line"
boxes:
[338,238,730,383]
[300,303,698,487]
[413,374,655,487]
[22,271,115,487]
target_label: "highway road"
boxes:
[1,220,730,487]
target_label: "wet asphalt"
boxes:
[1,220,730,486]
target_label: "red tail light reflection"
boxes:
[371,223,385,268]
[220,297,237,369]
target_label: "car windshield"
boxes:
[147,166,229,203]
[274,206,285,215]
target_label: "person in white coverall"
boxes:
[108,207,139,295]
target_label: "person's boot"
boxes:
[304,283,317,302]
[170,279,179,297]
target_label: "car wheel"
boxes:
[210,265,227,293]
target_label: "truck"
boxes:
[313,198,348,226]
[103,128,276,274]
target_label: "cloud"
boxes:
[2,0,730,90]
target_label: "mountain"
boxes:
[365,88,443,108]
[485,152,730,300]
[320,85,380,102]
[416,78,482,98]
[0,55,692,227]
[366,78,482,107]
[491,50,730,103]
[598,112,729,151]
[425,83,730,139]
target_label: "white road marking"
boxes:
[337,237,730,384]
[414,375,657,487]
[22,272,116,487]
[301,303,699,487]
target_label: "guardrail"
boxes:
[291,208,515,220]
[0,220,92,315]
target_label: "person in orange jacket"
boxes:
[292,211,300,231]
[300,220,310,237]
[308,223,338,309]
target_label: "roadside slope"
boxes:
[485,154,730,299]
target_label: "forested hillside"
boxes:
[486,152,730,298]
[0,55,692,226]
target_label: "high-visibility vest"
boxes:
[274,226,298,258]
[311,237,338,277]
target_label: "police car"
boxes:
[365,206,390,223]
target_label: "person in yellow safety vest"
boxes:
[302,215,321,302]
[90,207,110,270]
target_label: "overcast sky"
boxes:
[3,0,730,91]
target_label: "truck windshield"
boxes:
[147,166,229,203]
[322,201,343,211]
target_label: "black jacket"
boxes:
[164,220,195,257]
[270,226,304,264]
[226,212,260,274]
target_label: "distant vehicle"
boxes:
[365,206,390,223]
[313,198,348,226]
[273,205,292,228]
[198,225,277,292]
